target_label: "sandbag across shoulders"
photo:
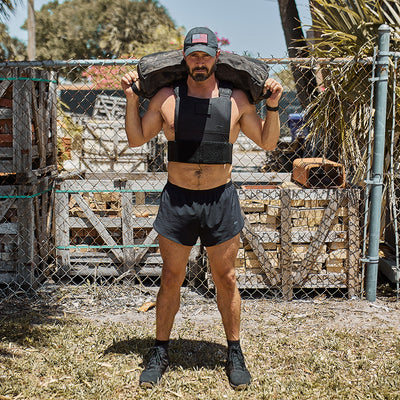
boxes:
[132,50,270,104]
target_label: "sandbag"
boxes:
[132,50,270,104]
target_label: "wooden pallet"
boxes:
[0,68,58,178]
[0,68,58,286]
[0,176,55,286]
[207,183,361,298]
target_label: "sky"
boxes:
[4,0,312,58]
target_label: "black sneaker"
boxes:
[226,347,251,390]
[139,346,170,388]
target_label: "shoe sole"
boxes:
[139,380,156,389]
[139,366,169,388]
[230,382,250,390]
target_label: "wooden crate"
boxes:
[0,176,55,286]
[55,176,162,279]
[0,68,58,178]
[207,182,361,298]
[78,121,150,173]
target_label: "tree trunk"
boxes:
[27,0,36,60]
[278,0,317,109]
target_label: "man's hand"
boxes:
[263,78,283,107]
[121,71,140,99]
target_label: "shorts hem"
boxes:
[201,221,244,247]
[153,224,197,247]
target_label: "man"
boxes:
[121,27,283,390]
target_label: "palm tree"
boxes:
[277,0,318,109]
[0,0,26,60]
[0,0,21,21]
[27,0,35,60]
[304,0,400,185]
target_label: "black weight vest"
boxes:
[167,81,233,164]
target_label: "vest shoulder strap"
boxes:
[173,80,186,98]
[218,80,233,98]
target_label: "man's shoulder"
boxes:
[152,86,175,98]
[149,86,175,106]
[231,87,252,108]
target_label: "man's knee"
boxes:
[161,266,186,290]
[213,267,237,290]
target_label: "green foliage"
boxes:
[274,68,296,91]
[33,0,184,60]
[0,22,26,60]
[304,0,400,184]
[0,0,21,21]
[310,0,400,57]
[99,0,184,58]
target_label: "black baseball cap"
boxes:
[183,27,218,57]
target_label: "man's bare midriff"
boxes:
[167,161,233,190]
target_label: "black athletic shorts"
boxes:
[153,181,244,247]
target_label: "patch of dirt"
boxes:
[47,284,400,333]
[2,284,399,334]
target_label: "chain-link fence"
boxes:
[0,46,398,306]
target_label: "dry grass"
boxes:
[0,289,400,400]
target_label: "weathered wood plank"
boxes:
[347,190,361,297]
[31,71,47,169]
[237,188,281,201]
[0,272,18,284]
[133,228,158,265]
[0,108,13,119]
[13,69,33,173]
[49,71,58,166]
[0,189,15,220]
[72,193,123,260]
[67,216,155,229]
[0,223,18,235]
[280,188,293,299]
[240,209,280,286]
[17,187,35,286]
[121,191,135,272]
[0,79,11,98]
[294,190,346,285]
[59,179,165,193]
[34,177,51,261]
[55,189,70,268]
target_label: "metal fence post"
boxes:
[366,24,391,301]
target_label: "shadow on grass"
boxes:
[0,311,64,349]
[104,337,226,370]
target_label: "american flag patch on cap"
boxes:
[192,33,208,43]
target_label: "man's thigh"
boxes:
[158,234,193,275]
[206,233,240,274]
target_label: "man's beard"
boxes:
[187,63,217,81]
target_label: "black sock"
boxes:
[227,340,241,350]
[155,339,169,350]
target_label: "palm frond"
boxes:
[303,0,400,184]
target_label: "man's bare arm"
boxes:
[238,78,283,151]
[121,71,164,147]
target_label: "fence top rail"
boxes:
[0,56,374,69]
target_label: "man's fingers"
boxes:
[121,71,141,95]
